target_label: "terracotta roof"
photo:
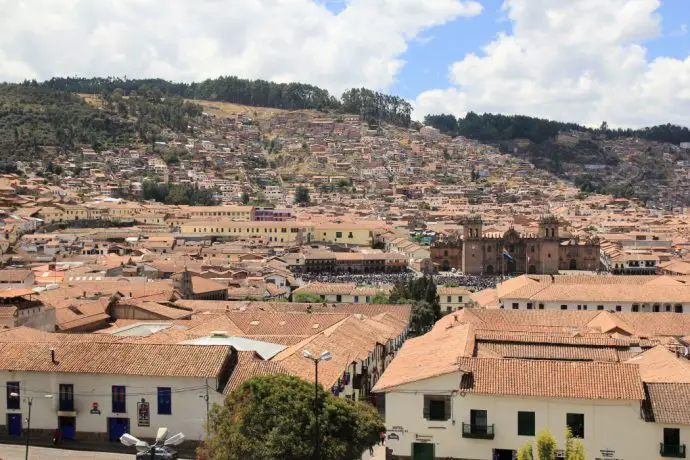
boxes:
[373,323,473,392]
[191,276,228,294]
[456,357,645,401]
[626,346,690,383]
[225,311,349,336]
[475,342,620,362]
[223,351,289,394]
[645,383,690,425]
[0,342,232,378]
[0,269,33,282]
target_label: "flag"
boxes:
[502,248,513,261]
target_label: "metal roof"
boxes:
[179,335,286,360]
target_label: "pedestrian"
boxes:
[52,427,61,445]
[379,430,386,446]
[369,445,374,455]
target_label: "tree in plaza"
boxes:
[294,186,311,205]
[536,429,558,460]
[241,191,250,205]
[371,291,390,304]
[409,300,437,335]
[564,428,585,460]
[200,374,383,460]
[517,441,534,460]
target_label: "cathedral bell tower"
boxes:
[461,216,484,274]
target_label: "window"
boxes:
[653,304,660,313]
[59,384,74,412]
[444,250,448,257]
[561,305,568,310]
[616,305,622,312]
[470,409,488,429]
[447,307,453,313]
[6,382,19,409]
[423,395,450,421]
[632,304,639,312]
[518,411,535,436]
[676,305,684,313]
[664,427,681,448]
[336,295,342,302]
[335,232,343,238]
[512,303,519,309]
[597,305,604,311]
[157,387,172,415]
[566,413,584,438]
[527,303,533,310]
[531,246,535,253]
[112,385,126,413]
[447,296,452,303]
[459,296,463,303]
[354,296,359,303]
[582,305,588,310]
[539,303,545,310]
[666,304,672,312]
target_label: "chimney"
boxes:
[50,348,57,364]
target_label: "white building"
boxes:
[0,342,232,447]
[373,313,690,460]
[496,275,690,313]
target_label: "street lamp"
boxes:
[120,427,185,459]
[9,392,53,460]
[303,349,332,460]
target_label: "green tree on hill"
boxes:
[294,186,311,205]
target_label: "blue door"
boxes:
[108,417,129,442]
[7,414,22,437]
[59,416,76,439]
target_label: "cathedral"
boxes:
[431,216,600,275]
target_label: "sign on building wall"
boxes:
[137,399,150,427]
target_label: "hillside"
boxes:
[0,84,135,169]
[424,112,690,208]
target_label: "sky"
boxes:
[0,0,688,128]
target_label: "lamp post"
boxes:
[10,392,53,460]
[120,427,185,459]
[302,349,332,460]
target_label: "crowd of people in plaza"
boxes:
[296,272,506,290]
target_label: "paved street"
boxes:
[361,444,387,460]
[0,444,132,460]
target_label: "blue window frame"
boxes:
[157,387,171,415]
[112,385,126,413]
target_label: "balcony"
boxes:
[462,423,495,440]
[661,443,686,458]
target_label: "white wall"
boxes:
[501,298,685,313]
[0,371,223,442]
[382,372,689,460]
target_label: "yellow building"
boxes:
[176,205,253,221]
[178,220,310,244]
[309,222,389,246]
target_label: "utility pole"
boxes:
[25,397,32,460]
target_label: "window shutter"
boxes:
[444,397,451,420]
[423,396,430,419]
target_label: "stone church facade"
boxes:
[431,216,600,275]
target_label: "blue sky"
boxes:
[1,0,688,126]
[327,0,690,101]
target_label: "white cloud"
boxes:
[413,0,690,128]
[0,0,481,96]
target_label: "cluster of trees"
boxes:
[141,181,218,205]
[0,84,134,163]
[200,374,383,460]
[517,429,585,460]
[30,77,414,128]
[423,112,690,145]
[390,276,441,335]
[294,186,311,205]
[341,88,412,128]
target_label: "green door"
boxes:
[413,442,434,460]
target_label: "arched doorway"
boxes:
[569,259,577,270]
[442,260,450,271]
[528,265,536,274]
[486,265,494,274]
